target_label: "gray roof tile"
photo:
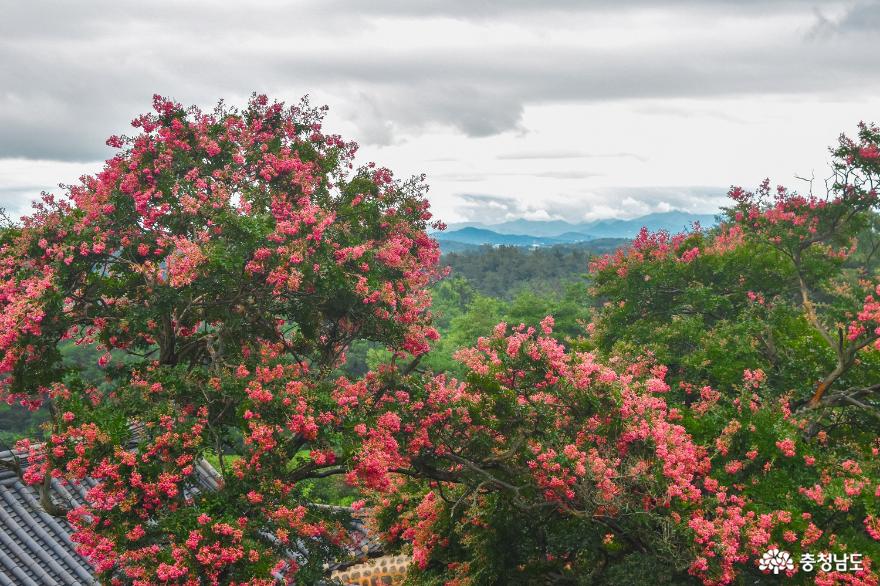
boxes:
[0,449,97,585]
[0,445,374,585]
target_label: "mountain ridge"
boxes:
[434,210,718,248]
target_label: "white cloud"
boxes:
[0,159,104,216]
[1,0,878,222]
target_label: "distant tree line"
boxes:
[441,240,626,299]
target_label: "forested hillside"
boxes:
[441,239,627,298]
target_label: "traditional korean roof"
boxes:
[0,447,96,586]
[0,444,223,586]
[0,445,398,585]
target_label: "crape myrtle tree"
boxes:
[582,127,880,583]
[589,124,880,429]
[353,322,715,584]
[0,94,443,584]
[352,127,880,585]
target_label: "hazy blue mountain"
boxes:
[554,232,594,243]
[439,221,489,231]
[580,211,716,238]
[439,210,717,241]
[487,219,578,237]
[435,227,566,247]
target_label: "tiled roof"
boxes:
[0,448,97,585]
[0,444,223,586]
[0,445,385,585]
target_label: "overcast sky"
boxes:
[2,0,880,224]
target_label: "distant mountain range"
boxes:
[434,210,717,251]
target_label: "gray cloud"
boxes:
[1,0,878,162]
[454,193,523,224]
[531,171,603,179]
[808,0,880,37]
[497,150,646,162]
[836,0,880,31]
[432,172,490,183]
[594,186,730,216]
[0,186,46,216]
[319,0,836,20]
[497,150,588,160]
[432,170,602,182]
[452,186,727,224]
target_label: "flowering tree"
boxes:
[0,94,442,584]
[590,124,880,422]
[582,124,880,584]
[355,320,713,584]
[357,327,878,585]
[356,126,880,585]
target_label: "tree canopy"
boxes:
[0,94,442,584]
[1,97,879,585]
